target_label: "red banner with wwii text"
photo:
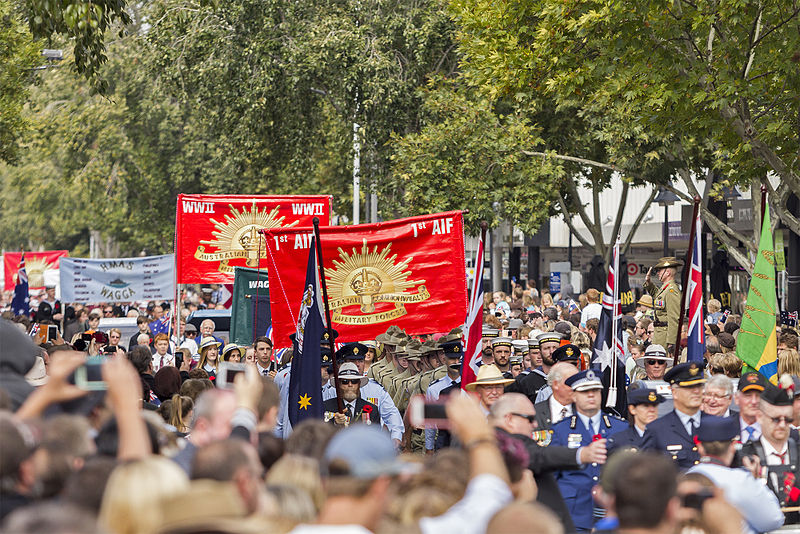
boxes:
[175,194,332,283]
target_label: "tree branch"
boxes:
[622,186,659,255]
[522,150,624,175]
[556,195,594,250]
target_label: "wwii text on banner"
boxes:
[60,255,175,303]
[4,251,69,291]
[230,267,271,346]
[263,211,467,345]
[175,194,332,284]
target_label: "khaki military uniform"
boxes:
[644,279,681,348]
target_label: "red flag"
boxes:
[4,251,68,291]
[263,212,467,345]
[175,194,332,283]
[461,233,485,391]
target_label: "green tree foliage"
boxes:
[450,0,800,258]
[387,81,557,233]
[23,0,130,91]
[0,0,40,163]
[143,0,459,219]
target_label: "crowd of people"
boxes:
[1,268,799,534]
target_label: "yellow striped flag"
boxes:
[736,205,778,383]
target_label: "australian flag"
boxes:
[287,236,325,427]
[686,214,705,362]
[11,254,30,317]
[591,241,627,416]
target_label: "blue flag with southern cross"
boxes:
[11,254,30,317]
[287,236,324,426]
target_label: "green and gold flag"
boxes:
[736,205,778,383]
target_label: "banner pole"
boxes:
[313,217,343,413]
[673,196,701,365]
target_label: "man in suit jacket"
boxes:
[641,362,707,469]
[491,392,607,533]
[323,363,380,427]
[607,387,665,454]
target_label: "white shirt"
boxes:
[419,474,512,534]
[291,526,371,534]
[761,437,790,466]
[152,352,174,373]
[580,302,602,327]
[675,408,701,436]
[577,411,602,435]
[740,418,762,442]
[549,396,572,425]
[688,462,784,534]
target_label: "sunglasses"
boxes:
[767,416,793,425]
[511,413,536,423]
[185,332,197,336]
[340,379,361,385]
[646,359,666,366]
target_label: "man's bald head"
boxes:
[490,393,534,422]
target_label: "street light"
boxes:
[653,188,680,257]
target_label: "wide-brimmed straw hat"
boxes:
[199,337,222,351]
[465,364,514,391]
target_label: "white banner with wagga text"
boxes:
[60,255,175,303]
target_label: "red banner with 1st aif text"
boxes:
[175,194,332,284]
[263,211,467,346]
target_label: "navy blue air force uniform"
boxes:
[639,362,707,469]
[550,370,628,531]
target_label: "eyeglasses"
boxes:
[103,310,113,315]
[767,415,793,425]
[340,379,361,385]
[703,393,731,400]
[511,413,536,423]
[646,359,666,366]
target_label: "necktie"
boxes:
[745,425,756,442]
[160,356,164,369]
[773,451,787,465]
[560,407,568,422]
[345,405,353,419]
[689,417,698,436]
[262,368,269,376]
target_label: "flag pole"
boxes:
[313,217,343,413]
[673,196,701,365]
[606,237,620,409]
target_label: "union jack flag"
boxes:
[686,214,705,362]
[461,234,485,391]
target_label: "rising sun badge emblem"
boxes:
[326,239,430,325]
[194,202,299,274]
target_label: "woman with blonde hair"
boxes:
[778,349,800,377]
[265,454,325,513]
[196,337,222,379]
[99,456,189,534]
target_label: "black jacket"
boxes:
[534,400,553,431]
[496,427,579,532]
[506,369,547,405]
[323,397,380,427]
